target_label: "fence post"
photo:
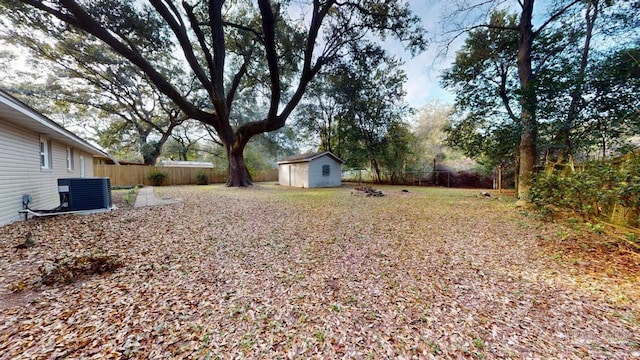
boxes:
[433,158,437,185]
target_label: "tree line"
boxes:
[441,0,639,199]
[1,0,638,195]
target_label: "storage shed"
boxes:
[277,151,344,188]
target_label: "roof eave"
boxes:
[277,151,345,165]
[0,89,116,162]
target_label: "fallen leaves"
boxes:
[39,253,122,286]
[0,184,639,358]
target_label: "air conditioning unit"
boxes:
[57,178,112,211]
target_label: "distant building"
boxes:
[277,151,344,188]
[160,160,214,168]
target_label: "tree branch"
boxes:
[208,0,229,131]
[182,1,216,87]
[533,0,582,37]
[149,0,213,93]
[222,20,263,39]
[226,54,250,112]
[257,0,281,121]
[45,0,212,122]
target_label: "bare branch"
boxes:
[226,54,250,112]
[182,2,216,88]
[149,0,212,93]
[222,21,263,39]
[533,0,582,37]
[257,0,281,121]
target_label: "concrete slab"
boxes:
[134,187,183,208]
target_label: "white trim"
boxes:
[66,146,74,171]
[79,156,86,178]
[39,135,51,170]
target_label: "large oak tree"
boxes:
[1,0,425,186]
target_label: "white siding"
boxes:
[278,154,342,188]
[0,119,94,227]
[308,156,342,188]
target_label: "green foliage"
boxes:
[124,188,137,205]
[380,122,416,184]
[1,23,189,165]
[617,152,640,226]
[530,153,640,227]
[195,171,209,186]
[147,171,168,186]
[443,5,640,172]
[314,329,326,343]
[409,101,481,176]
[1,0,425,186]
[295,43,412,183]
[441,11,521,168]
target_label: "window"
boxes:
[39,136,52,169]
[79,156,86,177]
[322,164,330,176]
[66,147,74,171]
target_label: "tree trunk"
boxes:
[370,158,382,183]
[561,0,597,160]
[518,126,536,200]
[141,142,161,165]
[142,151,160,166]
[140,123,176,165]
[516,0,537,201]
[226,142,252,187]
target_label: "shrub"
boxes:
[147,171,168,186]
[530,153,640,226]
[124,187,138,205]
[196,171,209,185]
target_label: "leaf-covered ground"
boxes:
[1,184,639,359]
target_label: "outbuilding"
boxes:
[0,89,114,227]
[277,151,344,188]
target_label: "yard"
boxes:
[1,184,639,359]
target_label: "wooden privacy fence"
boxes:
[94,164,278,187]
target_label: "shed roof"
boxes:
[0,89,115,161]
[277,151,345,165]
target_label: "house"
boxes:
[277,151,344,188]
[0,89,113,227]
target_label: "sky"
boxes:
[4,0,599,113]
[0,0,464,113]
[394,0,463,109]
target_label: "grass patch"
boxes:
[112,187,140,209]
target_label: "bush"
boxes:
[147,171,168,186]
[530,153,640,226]
[124,187,137,205]
[196,171,209,185]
